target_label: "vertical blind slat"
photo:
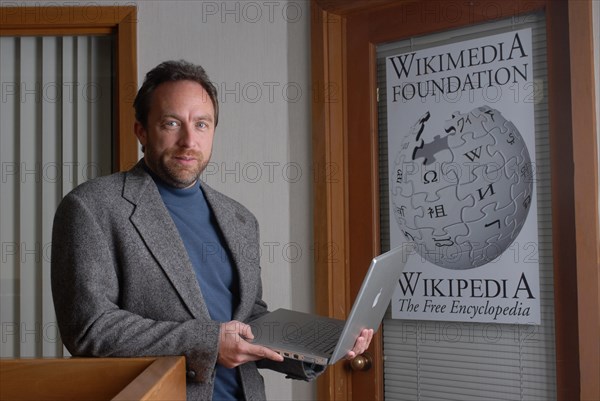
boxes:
[0,37,18,358]
[18,36,40,358]
[76,36,89,186]
[91,36,113,176]
[61,37,75,197]
[41,36,61,357]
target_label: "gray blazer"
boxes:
[51,161,320,401]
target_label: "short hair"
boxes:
[133,60,219,128]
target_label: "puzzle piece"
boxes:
[446,107,494,141]
[391,182,425,233]
[390,152,417,198]
[431,221,474,270]
[414,185,472,237]
[413,226,470,268]
[476,105,511,136]
[486,120,531,179]
[503,181,533,241]
[459,130,506,181]
[462,197,519,265]
[408,163,461,203]
[412,134,452,166]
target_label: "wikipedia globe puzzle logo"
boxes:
[391,106,534,269]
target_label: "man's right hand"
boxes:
[217,320,284,368]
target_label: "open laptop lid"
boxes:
[328,242,412,364]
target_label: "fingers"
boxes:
[238,321,255,340]
[346,328,375,360]
[247,342,284,363]
[217,321,283,368]
[222,320,254,339]
[363,328,374,349]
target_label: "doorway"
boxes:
[310,1,598,400]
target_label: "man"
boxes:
[51,60,373,400]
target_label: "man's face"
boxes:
[134,80,215,188]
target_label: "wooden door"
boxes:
[311,0,598,400]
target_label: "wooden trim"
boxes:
[545,2,580,400]
[311,5,351,400]
[344,11,382,400]
[0,27,114,36]
[568,1,600,400]
[0,6,138,172]
[0,6,136,28]
[114,7,138,171]
[315,0,401,15]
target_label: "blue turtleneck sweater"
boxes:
[149,169,242,400]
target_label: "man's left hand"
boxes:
[345,328,374,360]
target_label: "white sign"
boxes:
[387,28,540,324]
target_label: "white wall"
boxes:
[136,2,315,399]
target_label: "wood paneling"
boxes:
[0,357,186,401]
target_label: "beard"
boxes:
[145,146,209,189]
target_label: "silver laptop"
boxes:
[248,243,411,365]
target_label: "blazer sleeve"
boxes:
[51,191,220,384]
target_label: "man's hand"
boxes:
[217,320,284,368]
[345,328,374,360]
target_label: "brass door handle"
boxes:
[349,353,373,371]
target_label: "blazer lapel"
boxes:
[201,183,258,322]
[122,163,211,320]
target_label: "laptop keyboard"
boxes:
[286,319,344,355]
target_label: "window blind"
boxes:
[0,35,112,358]
[377,12,557,400]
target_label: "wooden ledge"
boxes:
[0,356,186,401]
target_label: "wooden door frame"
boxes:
[0,6,138,171]
[310,0,599,400]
